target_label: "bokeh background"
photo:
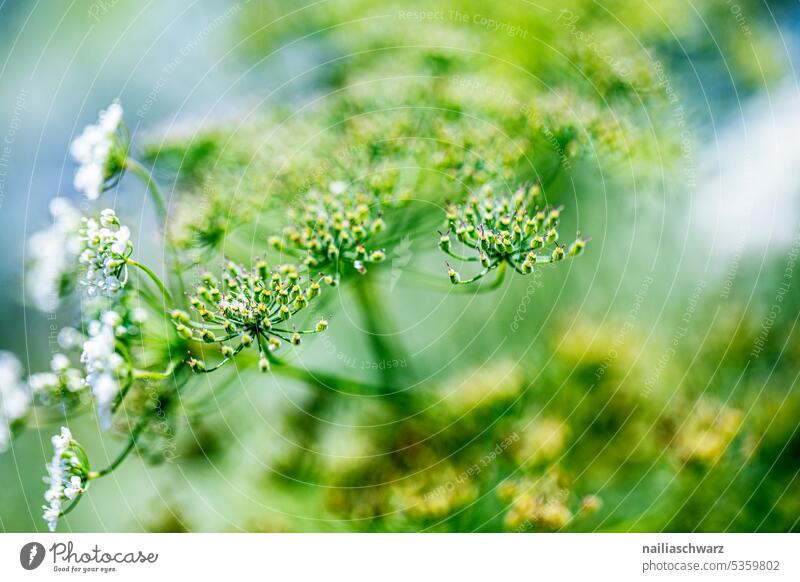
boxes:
[1,0,799,532]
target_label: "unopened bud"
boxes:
[447,265,460,284]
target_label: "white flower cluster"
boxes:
[0,352,30,452]
[70,100,124,200]
[79,209,132,297]
[26,198,82,312]
[28,353,86,404]
[43,427,88,532]
[81,311,128,426]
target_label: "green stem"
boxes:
[133,361,178,380]
[90,421,147,479]
[352,276,412,397]
[126,158,167,222]
[126,157,187,306]
[268,355,384,396]
[59,494,83,518]
[126,259,173,304]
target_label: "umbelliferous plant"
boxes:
[9,83,592,532]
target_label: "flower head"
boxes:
[78,209,132,298]
[80,311,129,426]
[70,100,126,200]
[28,353,86,406]
[173,260,328,371]
[0,351,30,452]
[42,427,90,531]
[26,198,83,312]
[271,183,386,278]
[441,183,588,284]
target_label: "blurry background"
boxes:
[1,0,799,532]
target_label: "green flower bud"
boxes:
[188,358,206,372]
[291,332,302,345]
[546,228,558,244]
[259,356,270,372]
[220,345,234,358]
[256,259,269,280]
[307,281,321,299]
[372,218,385,234]
[569,238,587,256]
[175,324,193,340]
[242,334,253,346]
[552,246,565,261]
[315,319,328,332]
[370,250,386,263]
[447,265,460,284]
[439,234,451,252]
[170,309,190,324]
[201,329,216,343]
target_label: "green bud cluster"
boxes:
[171,260,329,372]
[272,184,386,278]
[441,183,589,284]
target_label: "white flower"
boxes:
[26,198,82,312]
[42,427,88,531]
[29,354,87,403]
[0,351,30,452]
[78,209,132,298]
[70,100,124,200]
[80,311,128,426]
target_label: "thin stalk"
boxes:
[126,157,187,305]
[133,361,178,380]
[126,259,173,304]
[267,355,384,396]
[126,158,167,222]
[352,276,413,397]
[90,421,147,479]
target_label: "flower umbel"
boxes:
[78,209,133,298]
[70,100,126,200]
[42,427,90,531]
[0,351,30,452]
[272,183,386,277]
[440,183,589,284]
[26,197,82,312]
[173,260,328,372]
[81,311,129,426]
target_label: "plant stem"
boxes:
[133,361,178,380]
[126,259,173,304]
[59,494,83,518]
[90,421,147,479]
[352,276,412,398]
[126,157,186,306]
[268,355,384,396]
[126,158,167,222]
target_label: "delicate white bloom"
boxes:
[28,354,86,403]
[0,351,30,452]
[81,311,128,426]
[70,100,124,200]
[57,327,83,350]
[42,427,88,531]
[26,198,82,312]
[79,209,132,298]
